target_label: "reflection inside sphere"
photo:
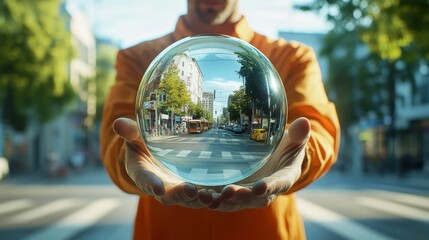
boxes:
[136,35,287,186]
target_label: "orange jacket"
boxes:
[100,16,340,240]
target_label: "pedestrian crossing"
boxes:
[151,136,261,145]
[148,145,270,162]
[0,190,428,240]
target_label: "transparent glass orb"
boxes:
[136,35,287,186]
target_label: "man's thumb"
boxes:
[288,117,311,144]
[113,118,141,142]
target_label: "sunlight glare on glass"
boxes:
[135,35,287,186]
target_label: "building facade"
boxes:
[172,51,203,104]
[30,3,97,172]
[202,92,214,118]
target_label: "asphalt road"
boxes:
[1,162,428,239]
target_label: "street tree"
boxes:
[297,0,429,171]
[235,50,270,116]
[158,65,191,116]
[95,40,118,122]
[0,0,75,131]
[227,86,251,123]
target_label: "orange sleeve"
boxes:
[99,49,145,195]
[282,43,341,193]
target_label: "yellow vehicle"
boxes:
[250,128,267,141]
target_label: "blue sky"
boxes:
[67,0,330,48]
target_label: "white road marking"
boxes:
[0,199,33,215]
[23,198,120,240]
[223,169,242,179]
[156,149,173,157]
[221,152,232,159]
[297,198,394,240]
[198,151,212,159]
[356,196,429,222]
[176,150,192,157]
[239,152,255,160]
[10,199,79,223]
[370,190,429,209]
[190,168,208,176]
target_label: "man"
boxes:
[100,0,340,239]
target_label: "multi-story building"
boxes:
[202,92,214,118]
[278,31,429,174]
[29,3,96,172]
[172,51,203,104]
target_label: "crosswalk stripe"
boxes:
[198,151,212,158]
[176,150,192,157]
[190,168,208,176]
[356,196,429,222]
[223,169,242,179]
[222,152,232,159]
[0,199,33,215]
[239,152,255,160]
[370,190,429,209]
[297,198,394,240]
[9,199,79,224]
[157,149,173,157]
[23,198,120,240]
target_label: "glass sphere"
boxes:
[136,35,287,186]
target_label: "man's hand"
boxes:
[208,117,311,212]
[113,118,213,208]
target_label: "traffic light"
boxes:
[150,92,157,101]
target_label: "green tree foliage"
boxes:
[297,0,429,128]
[95,40,118,122]
[227,86,251,122]
[298,0,429,61]
[298,0,429,167]
[0,0,75,131]
[158,65,191,115]
[235,50,270,115]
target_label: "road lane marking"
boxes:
[356,196,429,222]
[0,199,33,215]
[198,151,212,159]
[156,149,173,157]
[297,198,394,240]
[9,199,79,224]
[369,190,429,209]
[221,152,232,159]
[239,152,255,160]
[223,169,242,179]
[176,150,192,157]
[190,168,208,176]
[23,198,120,240]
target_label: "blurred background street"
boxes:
[1,0,429,239]
[1,167,428,240]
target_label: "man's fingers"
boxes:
[113,118,141,142]
[288,117,311,144]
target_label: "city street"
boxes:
[147,128,271,185]
[1,166,429,240]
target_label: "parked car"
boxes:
[0,157,9,181]
[233,126,243,134]
[250,128,267,141]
